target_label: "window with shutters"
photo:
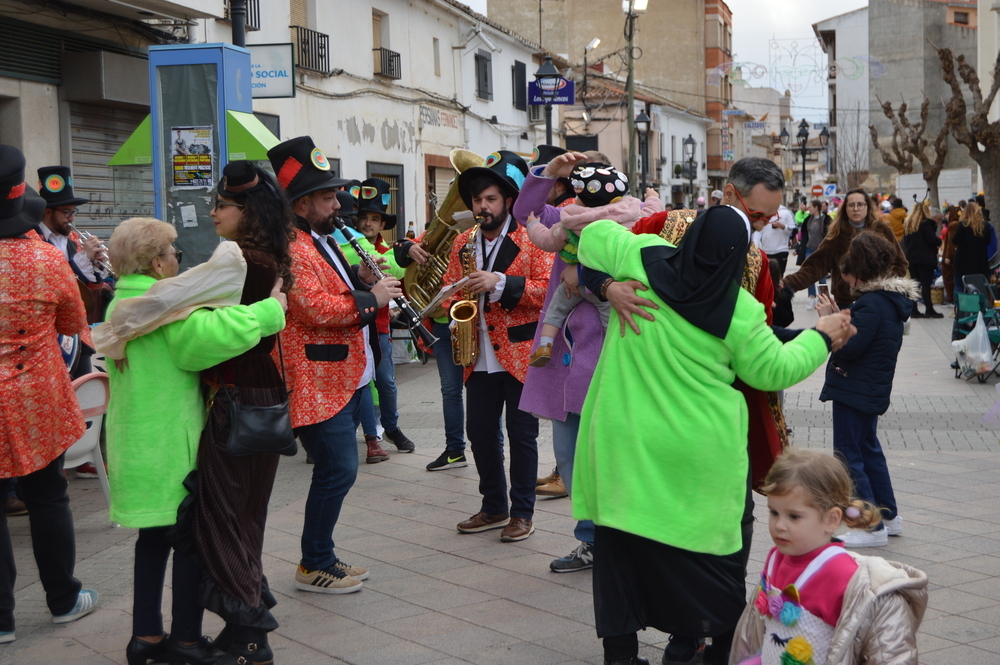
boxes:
[475,50,493,101]
[511,60,527,111]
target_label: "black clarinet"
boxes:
[332,217,438,348]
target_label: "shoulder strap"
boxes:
[794,546,851,590]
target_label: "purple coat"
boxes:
[513,169,606,421]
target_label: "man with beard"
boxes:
[267,137,402,594]
[443,151,553,542]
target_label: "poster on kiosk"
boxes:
[148,43,279,266]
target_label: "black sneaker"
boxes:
[426,450,468,471]
[662,635,704,665]
[385,428,416,452]
[550,542,594,573]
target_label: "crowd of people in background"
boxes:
[1,137,949,665]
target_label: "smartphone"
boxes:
[819,284,830,298]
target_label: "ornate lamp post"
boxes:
[683,134,697,208]
[635,109,651,195]
[534,55,561,145]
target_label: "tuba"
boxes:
[450,223,480,367]
[405,148,482,318]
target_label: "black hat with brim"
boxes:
[529,144,567,168]
[267,136,349,202]
[1,145,47,238]
[37,165,89,207]
[356,177,397,230]
[457,150,528,210]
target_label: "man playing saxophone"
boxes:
[442,150,552,543]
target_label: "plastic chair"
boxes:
[64,372,114,521]
[954,292,1000,382]
[962,274,997,304]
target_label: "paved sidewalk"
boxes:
[4,306,1000,664]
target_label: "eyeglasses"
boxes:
[162,250,182,264]
[846,202,868,210]
[214,200,245,211]
[732,188,775,224]
[55,208,77,217]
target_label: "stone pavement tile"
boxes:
[954,578,1000,602]
[540,628,600,661]
[336,597,432,625]
[509,583,594,614]
[414,625,520,658]
[371,572,463,600]
[931,518,1000,536]
[462,639,575,665]
[489,610,592,642]
[489,552,566,576]
[338,640,448,665]
[919,632,962,653]
[286,623,404,657]
[1,637,112,664]
[73,628,132,659]
[918,644,999,665]
[374,611,477,641]
[269,631,344,665]
[926,589,999,614]
[405,585,498,612]
[918,562,991,588]
[889,540,994,564]
[405,552,483,576]
[960,601,1000,626]
[920,614,1000,643]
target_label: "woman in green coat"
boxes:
[101,217,286,665]
[574,209,851,665]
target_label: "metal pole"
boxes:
[544,103,553,146]
[626,2,637,196]
[688,163,694,208]
[801,142,807,191]
[231,0,247,47]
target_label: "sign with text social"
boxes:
[249,44,296,98]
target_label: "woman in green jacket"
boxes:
[101,217,286,665]
[574,208,852,665]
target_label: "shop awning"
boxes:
[226,110,279,161]
[108,114,152,166]
[107,111,279,166]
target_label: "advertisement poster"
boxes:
[171,126,213,187]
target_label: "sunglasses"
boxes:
[732,188,775,224]
[162,250,182,264]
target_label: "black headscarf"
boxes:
[641,205,751,339]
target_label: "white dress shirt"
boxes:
[39,224,98,281]
[472,219,510,374]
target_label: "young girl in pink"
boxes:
[731,449,927,665]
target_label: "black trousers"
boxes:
[0,455,82,631]
[910,264,937,313]
[133,526,204,640]
[770,251,789,276]
[465,371,539,520]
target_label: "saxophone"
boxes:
[449,222,481,367]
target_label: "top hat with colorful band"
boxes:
[570,163,629,208]
[529,144,567,168]
[266,136,349,202]
[37,165,89,208]
[355,178,397,229]
[1,145,47,238]
[457,150,528,210]
[336,190,358,216]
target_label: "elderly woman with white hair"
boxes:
[100,217,287,665]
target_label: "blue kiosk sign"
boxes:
[528,78,575,105]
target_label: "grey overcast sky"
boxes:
[726,0,869,121]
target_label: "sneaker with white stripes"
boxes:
[52,589,98,624]
[884,515,903,536]
[295,563,363,594]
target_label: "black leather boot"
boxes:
[125,635,170,665]
[216,627,273,665]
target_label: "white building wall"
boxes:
[814,8,869,174]
[654,107,708,205]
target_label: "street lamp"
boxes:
[683,134,697,208]
[635,110,651,195]
[534,55,561,145]
[791,119,830,192]
[582,38,600,128]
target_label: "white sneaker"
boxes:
[806,296,817,310]
[884,516,903,536]
[839,527,888,548]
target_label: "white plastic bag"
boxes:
[953,312,993,379]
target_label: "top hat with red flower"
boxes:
[1,145,46,238]
[266,136,349,202]
[37,165,89,208]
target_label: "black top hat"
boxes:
[336,190,358,215]
[457,150,528,209]
[570,163,629,208]
[355,178,397,230]
[217,160,263,197]
[267,136,349,202]
[37,166,89,208]
[1,145,47,238]
[529,144,567,168]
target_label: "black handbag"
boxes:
[216,335,297,457]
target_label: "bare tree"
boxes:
[837,101,870,191]
[869,96,950,209]
[937,46,1000,217]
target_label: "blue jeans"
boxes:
[433,321,466,453]
[831,401,898,521]
[296,389,363,571]
[374,332,399,432]
[355,385,379,437]
[551,413,595,544]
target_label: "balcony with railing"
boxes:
[373,47,401,80]
[224,0,260,30]
[292,25,329,74]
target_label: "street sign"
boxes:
[811,185,824,196]
[722,150,735,161]
[743,122,766,130]
[722,109,746,116]
[824,184,837,197]
[249,44,296,98]
[528,79,575,105]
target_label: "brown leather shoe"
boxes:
[5,497,27,516]
[536,473,568,498]
[536,467,557,487]
[528,343,552,367]
[456,511,510,533]
[365,435,389,464]
[500,517,535,542]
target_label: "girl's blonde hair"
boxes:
[962,201,986,237]
[902,201,928,237]
[760,448,882,530]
